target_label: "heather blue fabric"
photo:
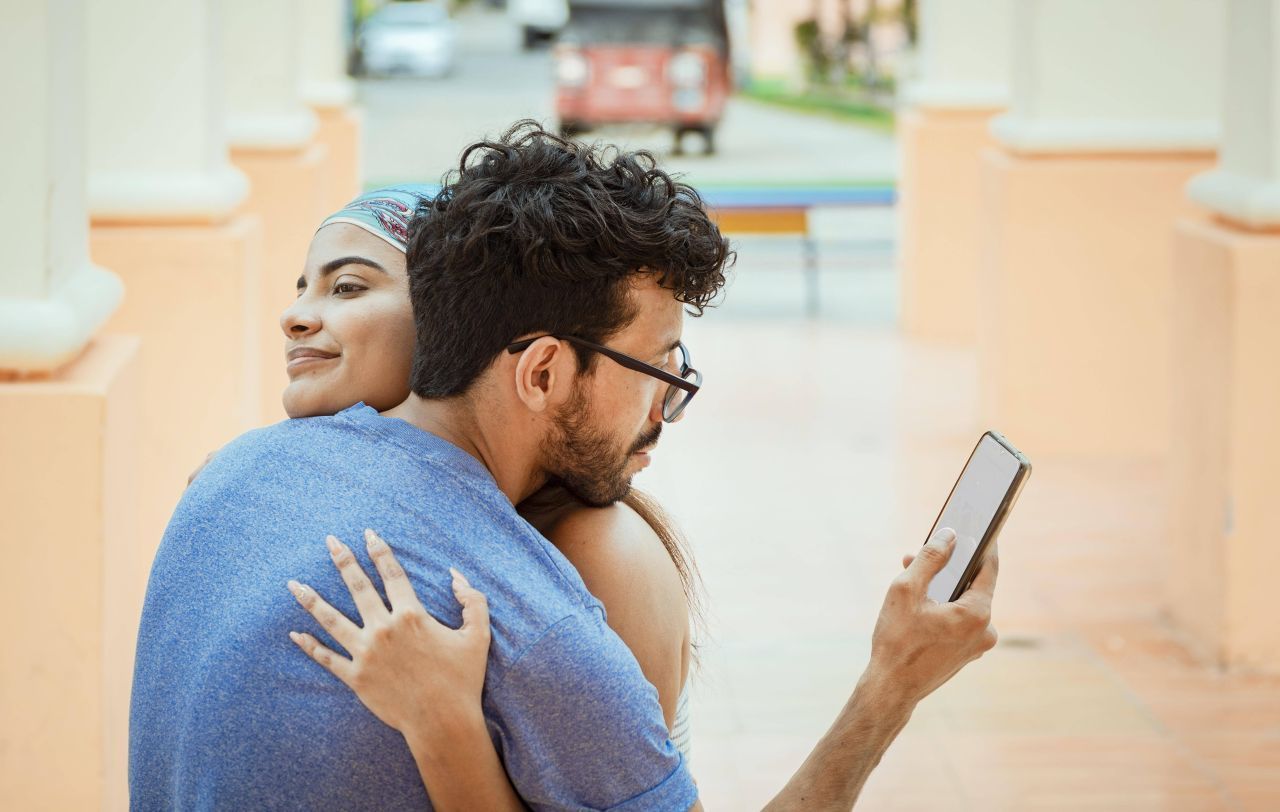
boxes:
[129,404,696,811]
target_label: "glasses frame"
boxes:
[505,334,702,422]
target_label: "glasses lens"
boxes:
[662,367,701,421]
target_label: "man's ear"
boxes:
[511,336,574,414]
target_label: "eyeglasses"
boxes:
[505,334,702,422]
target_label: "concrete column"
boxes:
[222,0,328,422]
[977,0,1222,459]
[299,0,364,212]
[0,0,122,374]
[1169,0,1280,671]
[0,5,141,808]
[898,0,1013,345]
[87,1,247,222]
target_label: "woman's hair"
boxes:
[518,484,706,646]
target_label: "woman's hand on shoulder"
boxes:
[287,529,491,738]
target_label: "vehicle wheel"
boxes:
[672,128,689,156]
[700,127,717,156]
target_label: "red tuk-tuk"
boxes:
[554,0,730,154]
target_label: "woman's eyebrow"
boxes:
[317,256,389,277]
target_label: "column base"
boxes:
[977,146,1214,458]
[0,335,141,809]
[313,103,364,213]
[92,214,264,559]
[231,142,329,422]
[1169,216,1280,672]
[898,105,1001,344]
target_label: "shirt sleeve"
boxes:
[485,612,698,812]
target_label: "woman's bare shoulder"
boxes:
[545,497,691,725]
[546,500,684,602]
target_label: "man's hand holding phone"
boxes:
[867,527,1000,708]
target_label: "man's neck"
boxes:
[381,393,545,506]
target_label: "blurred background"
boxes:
[2,0,1278,809]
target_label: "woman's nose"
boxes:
[280,298,321,338]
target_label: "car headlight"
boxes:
[556,50,589,87]
[667,52,706,87]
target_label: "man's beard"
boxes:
[541,382,662,508]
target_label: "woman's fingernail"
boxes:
[287,580,305,598]
[325,535,340,553]
[288,631,301,643]
[365,528,380,548]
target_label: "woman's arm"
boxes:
[545,502,691,730]
[287,529,524,812]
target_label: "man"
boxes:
[130,121,997,810]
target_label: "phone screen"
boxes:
[925,434,1024,603]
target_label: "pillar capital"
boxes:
[1186,0,1280,229]
[991,0,1223,154]
[1,0,122,374]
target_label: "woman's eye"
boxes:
[333,282,367,295]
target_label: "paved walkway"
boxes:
[640,317,1280,810]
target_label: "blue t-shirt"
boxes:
[129,404,696,811]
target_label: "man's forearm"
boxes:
[762,667,914,811]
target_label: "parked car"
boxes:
[359,1,457,78]
[510,0,569,48]
[555,0,730,154]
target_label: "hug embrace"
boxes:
[129,121,999,811]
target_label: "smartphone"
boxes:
[924,431,1031,603]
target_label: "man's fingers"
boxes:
[326,535,388,623]
[902,527,957,590]
[289,631,356,687]
[364,529,425,614]
[287,580,363,652]
[955,543,999,613]
[451,568,491,639]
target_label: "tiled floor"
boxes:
[638,317,1280,811]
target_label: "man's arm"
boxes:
[758,528,999,811]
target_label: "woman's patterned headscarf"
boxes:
[316,184,436,252]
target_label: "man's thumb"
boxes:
[907,527,957,584]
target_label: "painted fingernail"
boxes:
[325,535,340,553]
[287,580,305,598]
[365,528,381,548]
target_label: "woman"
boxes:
[217,185,700,805]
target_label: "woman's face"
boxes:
[280,224,416,418]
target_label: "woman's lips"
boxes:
[286,347,340,373]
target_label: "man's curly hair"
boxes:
[405,120,733,398]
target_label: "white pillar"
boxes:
[1187,0,1280,227]
[299,0,357,108]
[992,0,1223,153]
[221,0,317,149]
[903,0,1014,109]
[87,0,247,222]
[0,0,122,373]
